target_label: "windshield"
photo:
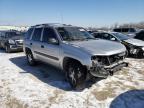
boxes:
[56,27,95,41]
[5,31,22,37]
[111,32,130,41]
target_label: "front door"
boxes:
[38,27,61,67]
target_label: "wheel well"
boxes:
[25,47,32,54]
[63,57,87,72]
[5,42,9,46]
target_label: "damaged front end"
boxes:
[128,45,144,58]
[90,52,128,78]
[122,41,144,58]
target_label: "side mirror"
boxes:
[111,38,116,41]
[48,38,59,45]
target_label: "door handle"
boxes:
[41,45,44,48]
[30,43,32,45]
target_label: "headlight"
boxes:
[130,47,137,54]
[142,47,144,51]
[8,39,15,44]
[91,56,97,60]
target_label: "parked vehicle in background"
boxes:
[87,30,98,34]
[113,28,138,37]
[0,30,24,53]
[134,30,144,41]
[93,31,144,57]
[24,23,128,88]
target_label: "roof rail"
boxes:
[31,23,73,28]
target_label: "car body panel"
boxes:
[124,38,144,47]
[69,39,126,56]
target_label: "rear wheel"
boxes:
[26,50,36,66]
[66,61,87,89]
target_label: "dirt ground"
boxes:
[0,49,144,108]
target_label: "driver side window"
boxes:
[102,33,117,41]
[102,33,111,40]
[42,27,58,43]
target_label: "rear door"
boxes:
[30,27,43,60]
[24,28,34,49]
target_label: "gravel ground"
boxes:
[0,49,144,108]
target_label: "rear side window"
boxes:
[129,28,136,32]
[122,28,129,32]
[135,31,144,40]
[42,28,57,43]
[113,29,121,32]
[102,33,111,40]
[93,33,101,38]
[32,28,42,41]
[25,28,33,39]
[0,32,4,38]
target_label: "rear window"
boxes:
[32,28,42,41]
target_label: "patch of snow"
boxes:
[0,49,144,108]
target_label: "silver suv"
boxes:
[24,23,128,88]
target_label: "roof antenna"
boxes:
[60,13,64,24]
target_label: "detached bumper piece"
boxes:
[106,62,128,75]
[90,61,128,78]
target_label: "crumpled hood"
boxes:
[124,38,144,47]
[70,39,126,56]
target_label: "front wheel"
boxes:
[5,45,11,53]
[66,61,87,89]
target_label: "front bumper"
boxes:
[90,61,128,78]
[9,45,23,51]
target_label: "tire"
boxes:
[66,61,87,89]
[0,42,2,49]
[26,50,36,66]
[5,45,11,53]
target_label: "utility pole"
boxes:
[59,13,64,24]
